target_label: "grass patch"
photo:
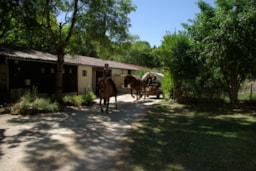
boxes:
[123,103,256,171]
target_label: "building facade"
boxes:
[0,45,143,103]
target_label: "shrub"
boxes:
[11,89,59,115]
[32,98,58,111]
[63,91,96,106]
[73,95,83,106]
[63,95,73,105]
[18,91,33,109]
[44,102,59,112]
[162,71,174,100]
[83,91,96,104]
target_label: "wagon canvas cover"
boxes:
[141,72,164,82]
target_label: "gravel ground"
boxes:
[0,94,161,171]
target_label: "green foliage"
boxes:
[72,95,83,106]
[20,92,33,108]
[160,31,201,101]
[0,0,52,51]
[160,32,197,83]
[82,91,96,104]
[161,70,174,100]
[133,69,149,77]
[63,92,96,106]
[124,41,159,68]
[184,0,256,105]
[15,86,39,110]
[32,98,58,112]
[62,95,73,104]
[11,89,58,115]
[66,0,136,58]
[113,41,161,69]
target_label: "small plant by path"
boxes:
[63,91,96,106]
[10,87,58,115]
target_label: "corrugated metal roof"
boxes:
[0,45,144,70]
[0,45,56,62]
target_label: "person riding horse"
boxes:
[103,63,118,95]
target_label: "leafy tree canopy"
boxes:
[184,0,256,105]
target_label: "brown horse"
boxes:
[124,75,146,100]
[97,77,117,113]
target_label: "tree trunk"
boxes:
[250,82,253,101]
[228,74,240,107]
[55,54,64,102]
[229,86,239,106]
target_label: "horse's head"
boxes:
[124,75,131,87]
[124,75,141,87]
[97,77,106,93]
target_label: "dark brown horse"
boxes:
[124,75,146,100]
[97,77,117,113]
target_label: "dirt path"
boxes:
[0,94,161,171]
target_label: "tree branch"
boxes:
[63,0,78,49]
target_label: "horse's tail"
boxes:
[140,79,147,99]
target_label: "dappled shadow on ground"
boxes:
[120,103,256,171]
[0,129,5,158]
[0,96,155,171]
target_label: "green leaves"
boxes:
[185,0,256,105]
[160,32,196,83]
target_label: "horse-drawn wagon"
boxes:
[142,72,164,99]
